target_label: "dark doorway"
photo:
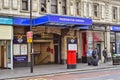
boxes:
[1,46,4,68]
[97,44,101,60]
[53,34,61,64]
[54,45,59,64]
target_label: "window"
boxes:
[22,0,28,11]
[112,7,117,20]
[62,0,66,15]
[83,2,87,16]
[3,0,9,8]
[93,3,99,18]
[76,1,80,15]
[101,5,105,19]
[88,3,92,17]
[51,0,57,14]
[32,0,38,12]
[70,0,74,15]
[12,0,18,9]
[41,0,46,12]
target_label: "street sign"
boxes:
[27,31,33,38]
[27,31,33,43]
[27,38,32,43]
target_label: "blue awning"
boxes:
[0,17,13,25]
[33,14,92,27]
[13,17,30,26]
[111,26,120,31]
[13,14,92,27]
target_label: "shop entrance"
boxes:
[96,44,101,60]
[0,40,12,69]
[54,45,59,64]
[54,34,61,64]
[0,46,4,68]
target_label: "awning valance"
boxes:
[111,26,120,32]
[13,14,92,27]
[33,14,92,27]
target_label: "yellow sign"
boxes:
[27,38,32,43]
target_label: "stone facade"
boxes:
[0,0,120,65]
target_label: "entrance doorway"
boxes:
[1,46,4,68]
[53,34,61,64]
[54,45,59,64]
[97,44,101,60]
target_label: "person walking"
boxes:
[103,48,107,63]
[87,48,93,65]
[92,48,99,66]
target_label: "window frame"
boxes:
[2,0,9,9]
[93,3,99,19]
[88,3,92,17]
[101,4,105,19]
[51,0,58,14]
[112,6,117,21]
[22,0,29,11]
[12,0,18,10]
[40,0,46,12]
[76,1,80,15]
[62,0,66,15]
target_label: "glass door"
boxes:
[7,40,13,69]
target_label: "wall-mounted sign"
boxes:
[13,37,27,44]
[21,44,27,55]
[34,14,92,26]
[13,55,28,62]
[0,17,13,25]
[13,17,30,26]
[27,31,33,43]
[67,38,77,51]
[111,26,120,31]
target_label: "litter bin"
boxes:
[112,54,120,65]
[67,50,76,69]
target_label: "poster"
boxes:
[21,44,27,55]
[67,38,77,51]
[68,44,77,51]
[14,44,20,55]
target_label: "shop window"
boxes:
[51,0,57,14]
[116,33,120,54]
[62,0,66,15]
[41,0,46,12]
[93,3,99,19]
[3,0,9,8]
[22,0,28,11]
[7,41,11,63]
[13,44,27,55]
[112,7,117,21]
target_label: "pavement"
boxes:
[0,61,120,79]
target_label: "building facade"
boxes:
[0,0,120,69]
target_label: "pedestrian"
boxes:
[87,48,93,65]
[103,47,107,63]
[92,48,99,66]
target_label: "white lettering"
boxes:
[59,17,84,23]
[75,19,84,22]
